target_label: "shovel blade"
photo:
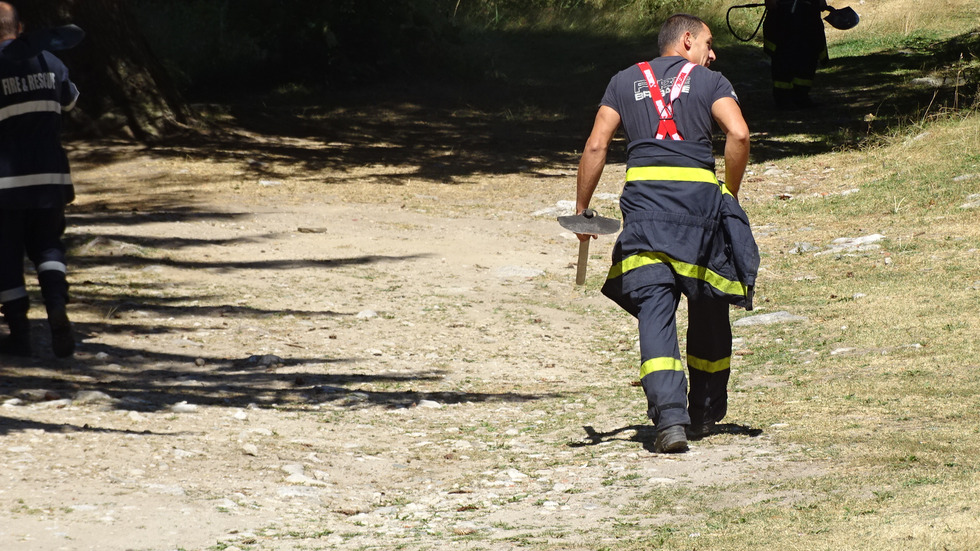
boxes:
[557,209,620,235]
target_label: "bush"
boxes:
[133,0,464,94]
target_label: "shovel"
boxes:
[558,209,620,285]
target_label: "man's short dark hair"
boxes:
[658,13,707,55]
[0,3,20,39]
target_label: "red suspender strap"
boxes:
[636,61,697,141]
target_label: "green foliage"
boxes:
[133,0,465,93]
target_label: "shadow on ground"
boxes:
[572,423,764,453]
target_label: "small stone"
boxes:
[173,448,198,460]
[417,399,442,409]
[194,358,206,366]
[357,310,378,319]
[17,389,60,402]
[73,390,114,405]
[453,522,479,535]
[244,354,282,367]
[171,401,198,413]
[242,444,259,456]
[95,351,111,361]
[788,242,819,255]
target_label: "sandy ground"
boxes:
[0,134,819,551]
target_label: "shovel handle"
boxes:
[576,239,590,285]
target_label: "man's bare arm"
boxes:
[711,97,750,198]
[576,105,621,216]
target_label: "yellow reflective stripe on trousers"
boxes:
[624,166,731,196]
[625,166,717,184]
[640,357,684,378]
[606,251,749,297]
[687,355,731,373]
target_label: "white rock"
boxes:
[276,486,321,499]
[170,401,198,413]
[73,390,114,404]
[733,311,807,327]
[417,399,442,409]
[357,309,378,319]
[173,448,198,460]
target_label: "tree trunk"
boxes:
[16,0,191,140]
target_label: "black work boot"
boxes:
[654,425,689,454]
[47,305,75,358]
[1,311,32,357]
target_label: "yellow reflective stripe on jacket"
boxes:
[687,354,731,374]
[607,251,750,297]
[640,356,684,378]
[625,166,717,184]
[624,166,732,196]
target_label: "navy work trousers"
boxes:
[0,208,69,315]
[633,283,732,431]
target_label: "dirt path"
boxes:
[0,140,814,551]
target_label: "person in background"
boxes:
[763,0,830,109]
[0,1,80,358]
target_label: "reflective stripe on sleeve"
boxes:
[0,172,72,190]
[640,356,684,378]
[607,251,750,298]
[687,354,731,373]
[0,99,63,123]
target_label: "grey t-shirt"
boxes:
[600,56,738,170]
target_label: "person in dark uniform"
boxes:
[574,13,757,453]
[0,2,80,358]
[763,0,830,109]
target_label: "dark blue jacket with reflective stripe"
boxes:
[0,40,78,210]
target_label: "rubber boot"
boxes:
[1,298,32,357]
[39,271,74,358]
[46,304,74,358]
